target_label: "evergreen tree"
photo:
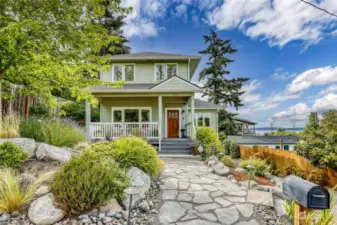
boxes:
[96,1,130,56]
[218,109,238,135]
[198,30,249,108]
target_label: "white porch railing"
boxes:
[89,122,159,139]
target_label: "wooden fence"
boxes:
[239,145,337,187]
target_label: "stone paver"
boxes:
[157,158,274,225]
[247,190,274,207]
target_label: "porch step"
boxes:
[160,138,191,155]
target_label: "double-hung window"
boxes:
[112,108,152,123]
[194,113,211,127]
[112,64,135,82]
[155,63,178,81]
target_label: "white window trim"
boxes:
[111,107,152,123]
[195,113,211,127]
[154,63,179,81]
[111,64,136,82]
[165,108,181,138]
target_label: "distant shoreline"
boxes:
[255,127,304,135]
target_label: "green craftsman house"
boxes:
[85,52,255,154]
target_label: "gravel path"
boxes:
[157,157,278,225]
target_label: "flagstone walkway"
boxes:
[157,158,275,225]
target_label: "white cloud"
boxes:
[286,66,337,94]
[271,93,337,121]
[312,93,337,113]
[272,68,296,80]
[207,0,337,47]
[272,103,310,121]
[319,84,337,95]
[241,80,261,103]
[123,20,158,38]
[175,4,188,21]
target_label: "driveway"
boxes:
[157,157,278,225]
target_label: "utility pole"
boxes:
[270,122,274,134]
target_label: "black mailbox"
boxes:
[283,175,330,209]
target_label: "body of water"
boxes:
[255,127,304,135]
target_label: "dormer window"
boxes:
[155,63,178,81]
[112,64,135,82]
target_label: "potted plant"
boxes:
[190,140,200,155]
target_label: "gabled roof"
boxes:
[234,117,257,125]
[150,76,202,91]
[227,135,299,145]
[90,77,202,93]
[194,99,224,109]
[111,52,200,60]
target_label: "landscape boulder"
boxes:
[99,199,122,213]
[123,167,151,209]
[0,138,35,157]
[28,194,64,225]
[36,143,71,162]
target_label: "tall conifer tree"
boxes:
[199,30,249,109]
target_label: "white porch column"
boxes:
[158,95,163,151]
[191,95,195,139]
[85,100,91,138]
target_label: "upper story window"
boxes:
[112,64,135,82]
[155,63,178,81]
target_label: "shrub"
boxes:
[19,117,44,142]
[218,132,226,142]
[60,101,99,123]
[307,168,327,186]
[0,114,21,138]
[0,142,29,168]
[196,127,223,159]
[20,118,87,147]
[86,137,162,177]
[0,169,51,212]
[285,165,306,179]
[220,155,234,168]
[73,142,90,152]
[239,157,271,177]
[30,103,50,118]
[230,141,240,158]
[51,151,129,215]
[223,140,231,155]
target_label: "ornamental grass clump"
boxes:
[239,157,271,177]
[0,114,21,138]
[0,142,29,169]
[51,151,129,215]
[86,137,162,177]
[0,169,51,213]
[20,118,87,147]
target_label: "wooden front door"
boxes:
[167,110,179,138]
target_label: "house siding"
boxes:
[101,62,189,83]
[152,77,198,91]
[99,96,219,138]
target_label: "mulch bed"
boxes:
[230,169,275,187]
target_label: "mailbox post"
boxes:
[283,175,330,225]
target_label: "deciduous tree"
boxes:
[0,0,129,118]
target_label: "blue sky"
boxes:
[121,0,337,128]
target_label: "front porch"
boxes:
[85,94,196,150]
